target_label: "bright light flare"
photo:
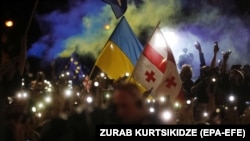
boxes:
[105,93,110,99]
[76,92,80,96]
[159,96,166,103]
[186,99,191,105]
[149,107,155,113]
[86,96,93,103]
[147,99,151,104]
[23,92,27,98]
[37,112,42,118]
[211,77,216,82]
[125,72,130,77]
[64,89,72,97]
[229,95,235,102]
[174,102,180,108]
[161,110,172,121]
[104,24,110,30]
[32,107,37,112]
[94,81,99,87]
[152,99,155,103]
[161,28,178,47]
[17,93,22,98]
[45,96,52,103]
[216,108,220,113]
[47,87,52,92]
[38,103,44,108]
[203,112,208,117]
[100,72,105,77]
[5,20,13,27]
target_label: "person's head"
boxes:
[200,66,210,78]
[229,69,244,86]
[182,48,188,54]
[112,83,146,124]
[242,64,250,78]
[180,64,193,82]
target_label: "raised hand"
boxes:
[223,50,231,61]
[214,42,219,54]
[194,41,202,52]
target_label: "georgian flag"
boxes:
[132,27,183,102]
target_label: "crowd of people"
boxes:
[1,41,250,141]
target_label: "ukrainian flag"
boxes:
[94,16,143,80]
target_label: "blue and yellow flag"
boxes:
[95,16,143,80]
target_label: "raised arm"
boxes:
[194,41,206,67]
[220,50,231,74]
[210,42,219,68]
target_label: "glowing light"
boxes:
[5,20,13,27]
[38,103,44,108]
[37,112,42,118]
[161,110,172,121]
[7,97,13,104]
[162,28,178,47]
[211,78,216,82]
[76,92,80,96]
[94,81,99,87]
[74,61,78,65]
[203,112,208,117]
[147,99,151,104]
[22,82,25,86]
[149,107,155,113]
[152,99,155,103]
[17,93,22,98]
[216,108,220,113]
[32,107,36,112]
[61,74,65,77]
[65,89,72,97]
[66,72,70,76]
[68,80,72,84]
[229,95,235,102]
[45,96,51,103]
[104,24,110,30]
[225,106,228,110]
[105,93,110,99]
[234,106,237,111]
[74,101,78,105]
[125,72,130,77]
[47,87,52,92]
[186,100,191,105]
[174,102,180,108]
[86,96,93,103]
[100,72,105,77]
[159,96,166,103]
[104,77,107,79]
[23,92,27,98]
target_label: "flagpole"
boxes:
[89,16,125,79]
[128,21,161,82]
[19,0,40,76]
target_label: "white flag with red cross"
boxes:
[132,27,184,103]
